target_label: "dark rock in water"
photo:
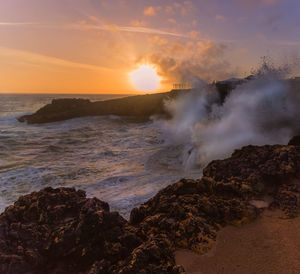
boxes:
[288,135,300,146]
[1,138,300,273]
[18,90,186,124]
[17,76,254,124]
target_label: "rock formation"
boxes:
[1,138,299,273]
[18,90,185,124]
[0,187,184,274]
[17,77,255,124]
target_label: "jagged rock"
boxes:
[272,184,300,218]
[203,143,300,216]
[0,187,184,274]
[288,135,300,146]
[130,178,258,255]
[203,145,300,195]
[130,141,300,256]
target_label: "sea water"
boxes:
[0,94,201,218]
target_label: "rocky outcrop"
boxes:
[18,90,185,124]
[130,178,258,255]
[17,76,300,125]
[288,135,300,146]
[17,77,256,125]
[1,139,300,273]
[0,187,184,274]
[129,143,300,256]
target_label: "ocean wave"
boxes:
[0,96,201,217]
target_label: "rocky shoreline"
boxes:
[1,136,300,273]
[17,77,249,124]
[17,90,187,124]
[17,77,300,125]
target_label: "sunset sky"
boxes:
[0,0,299,94]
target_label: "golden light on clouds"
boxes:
[0,0,298,94]
[130,65,161,92]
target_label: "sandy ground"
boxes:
[175,210,300,274]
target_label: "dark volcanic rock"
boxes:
[130,178,258,255]
[130,141,300,255]
[203,145,300,200]
[18,90,185,124]
[272,183,300,218]
[288,135,300,146]
[0,187,184,274]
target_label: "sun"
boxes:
[130,65,161,92]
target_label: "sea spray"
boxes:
[156,60,300,169]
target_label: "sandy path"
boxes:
[175,210,300,274]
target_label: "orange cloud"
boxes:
[76,19,186,38]
[149,36,168,46]
[165,6,174,14]
[0,47,130,94]
[0,46,111,72]
[188,30,200,40]
[168,18,177,24]
[144,6,156,16]
[138,40,234,86]
[130,20,147,27]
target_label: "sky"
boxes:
[0,0,299,94]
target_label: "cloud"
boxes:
[76,20,186,38]
[165,1,194,16]
[149,36,168,46]
[130,20,147,27]
[138,40,234,85]
[168,18,177,24]
[0,22,39,26]
[165,6,174,14]
[188,30,200,40]
[144,6,157,16]
[0,46,111,72]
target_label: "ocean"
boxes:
[0,93,201,218]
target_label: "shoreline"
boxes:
[175,209,300,273]
[1,139,299,273]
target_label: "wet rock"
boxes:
[130,178,258,255]
[130,140,300,257]
[0,187,184,273]
[203,145,300,196]
[272,184,300,218]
